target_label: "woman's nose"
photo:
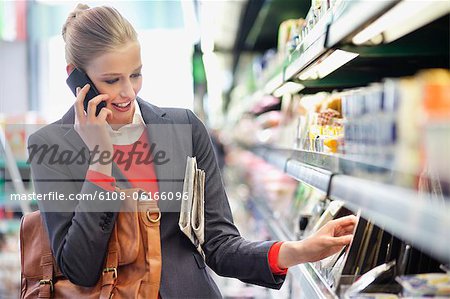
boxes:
[120,79,135,99]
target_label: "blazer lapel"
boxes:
[137,98,179,212]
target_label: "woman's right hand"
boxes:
[74,84,114,175]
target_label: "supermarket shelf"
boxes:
[250,197,337,299]
[251,146,450,264]
[250,146,334,193]
[257,0,396,95]
[251,146,290,171]
[263,71,285,95]
[252,0,449,97]
[285,160,331,194]
[261,13,330,95]
[252,145,432,189]
[255,6,331,95]
[328,0,450,46]
[283,9,331,82]
[326,0,398,47]
[329,175,450,264]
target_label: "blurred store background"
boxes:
[1,0,450,298]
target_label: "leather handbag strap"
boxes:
[38,255,54,298]
[99,171,139,298]
[99,223,119,299]
[98,164,133,298]
[38,215,54,299]
[139,199,162,299]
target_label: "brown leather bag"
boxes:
[20,188,162,299]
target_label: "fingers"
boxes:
[330,235,353,246]
[87,94,109,120]
[333,215,357,227]
[97,107,112,122]
[335,225,355,237]
[74,84,90,124]
[321,215,356,234]
[328,215,357,237]
[336,219,356,230]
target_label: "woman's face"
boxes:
[85,41,142,128]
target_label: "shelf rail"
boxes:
[250,146,450,264]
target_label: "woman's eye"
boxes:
[131,73,142,78]
[105,78,119,84]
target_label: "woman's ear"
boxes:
[66,64,75,75]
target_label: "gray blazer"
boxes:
[27,98,286,298]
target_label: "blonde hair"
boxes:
[62,4,138,71]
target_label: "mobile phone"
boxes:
[66,68,106,116]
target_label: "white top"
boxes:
[107,99,145,145]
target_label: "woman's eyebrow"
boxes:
[100,65,142,76]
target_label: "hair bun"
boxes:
[62,3,90,42]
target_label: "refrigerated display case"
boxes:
[227,1,450,297]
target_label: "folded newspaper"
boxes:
[179,156,206,260]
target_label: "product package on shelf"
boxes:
[275,94,307,149]
[294,92,328,151]
[325,215,448,297]
[290,68,450,192]
[278,19,305,59]
[420,69,450,197]
[340,82,399,184]
[290,92,344,154]
[396,273,450,297]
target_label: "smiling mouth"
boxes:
[112,101,131,108]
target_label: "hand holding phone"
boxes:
[69,73,114,176]
[66,68,107,116]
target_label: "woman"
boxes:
[28,4,356,298]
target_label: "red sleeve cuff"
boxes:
[86,170,116,192]
[268,241,288,275]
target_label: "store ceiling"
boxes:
[199,0,309,52]
[198,0,310,86]
[197,0,247,52]
[241,0,310,52]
